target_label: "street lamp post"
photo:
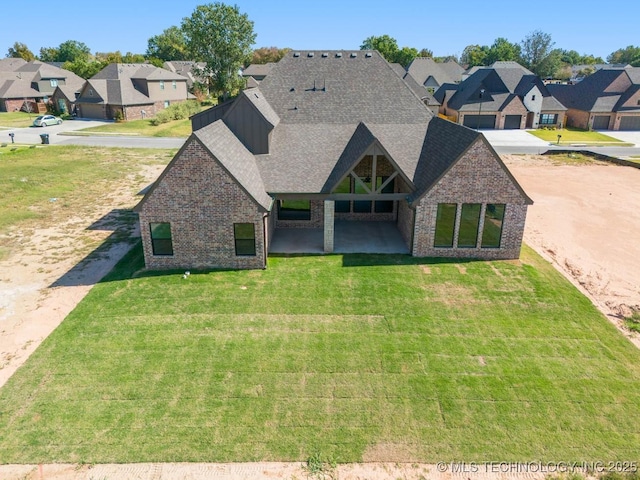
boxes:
[476,88,485,131]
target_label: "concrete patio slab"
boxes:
[269,221,409,255]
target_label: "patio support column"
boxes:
[324,200,335,253]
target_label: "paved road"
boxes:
[3,119,639,156]
[2,118,186,149]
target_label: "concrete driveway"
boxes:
[601,130,640,146]
[480,129,549,147]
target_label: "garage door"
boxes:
[504,115,522,129]
[463,115,496,129]
[79,103,106,119]
[619,116,640,130]
[592,115,610,130]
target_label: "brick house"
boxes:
[405,57,465,93]
[435,62,567,129]
[135,51,532,270]
[548,67,640,130]
[0,59,84,113]
[75,63,192,120]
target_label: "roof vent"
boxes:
[307,52,314,58]
[365,52,372,58]
[335,53,342,58]
[293,52,300,58]
[350,53,357,58]
[321,52,328,58]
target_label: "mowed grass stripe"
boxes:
[1,245,640,462]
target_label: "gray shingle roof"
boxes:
[258,51,433,124]
[406,58,464,87]
[0,58,27,72]
[238,88,280,128]
[0,79,43,99]
[242,63,274,77]
[547,69,637,112]
[195,121,272,210]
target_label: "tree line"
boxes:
[5,1,640,98]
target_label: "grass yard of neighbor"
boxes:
[528,127,632,146]
[0,244,639,464]
[0,111,42,128]
[74,117,194,138]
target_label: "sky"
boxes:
[1,0,637,62]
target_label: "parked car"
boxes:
[33,115,63,127]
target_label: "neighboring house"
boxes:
[75,63,192,120]
[406,57,465,93]
[389,63,441,114]
[0,59,83,112]
[435,62,567,129]
[569,63,630,83]
[548,67,640,130]
[162,61,208,90]
[242,63,274,84]
[135,50,532,271]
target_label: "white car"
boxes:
[33,115,63,127]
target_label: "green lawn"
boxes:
[74,117,194,138]
[528,127,632,146]
[0,111,40,128]
[1,243,639,463]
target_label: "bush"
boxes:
[149,101,200,126]
[625,311,640,333]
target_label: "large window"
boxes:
[481,204,505,248]
[353,177,372,213]
[150,222,173,256]
[234,223,256,256]
[278,199,311,220]
[334,177,351,213]
[458,203,481,248]
[434,203,457,248]
[374,176,395,213]
[160,80,165,90]
[540,113,558,125]
[50,79,58,88]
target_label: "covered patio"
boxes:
[269,220,409,254]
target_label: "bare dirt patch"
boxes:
[0,164,165,388]
[504,154,640,347]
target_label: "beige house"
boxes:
[75,63,192,120]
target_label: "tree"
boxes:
[486,37,521,65]
[520,30,555,76]
[182,2,256,99]
[38,47,59,62]
[360,34,418,67]
[433,55,459,63]
[460,44,488,67]
[535,48,563,78]
[39,40,91,63]
[7,42,35,61]
[249,46,291,66]
[146,26,188,61]
[360,35,400,61]
[57,40,91,63]
[418,48,433,58]
[607,45,640,66]
[62,59,105,79]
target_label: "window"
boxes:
[457,204,481,248]
[434,203,457,248]
[531,94,536,101]
[172,80,177,90]
[150,222,173,256]
[50,79,58,88]
[164,100,170,108]
[374,176,394,213]
[234,223,256,256]
[278,199,311,220]
[540,113,558,125]
[334,177,351,213]
[353,176,372,212]
[88,89,93,97]
[481,204,505,248]
[160,80,165,90]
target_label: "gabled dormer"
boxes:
[222,89,280,155]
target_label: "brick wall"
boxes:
[274,199,324,228]
[496,97,528,129]
[138,139,267,270]
[565,109,591,130]
[412,139,529,260]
